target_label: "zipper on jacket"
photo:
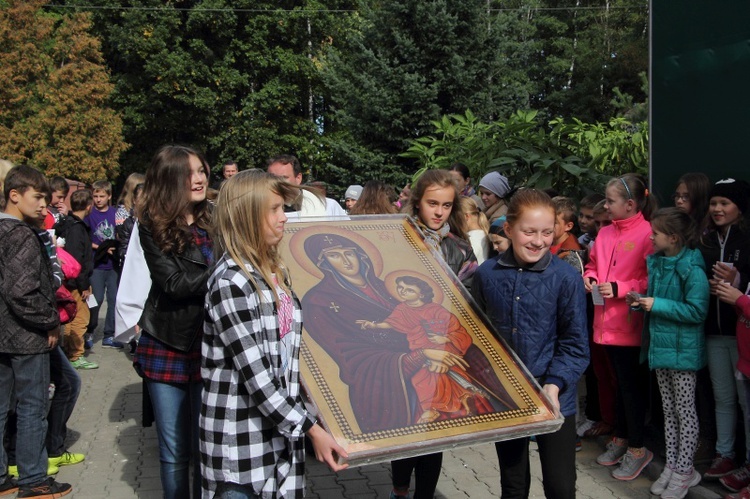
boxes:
[716,225,731,333]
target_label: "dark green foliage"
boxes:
[402,109,647,200]
[35,0,648,192]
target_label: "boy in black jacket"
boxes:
[0,165,72,497]
[59,189,97,370]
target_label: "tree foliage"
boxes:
[322,0,514,187]
[321,0,648,189]
[59,0,355,186]
[402,109,647,199]
[0,0,127,182]
[23,0,648,193]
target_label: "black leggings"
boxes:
[391,452,443,499]
[495,414,576,499]
[606,345,648,448]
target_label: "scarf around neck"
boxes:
[417,219,451,252]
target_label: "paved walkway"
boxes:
[60,318,728,498]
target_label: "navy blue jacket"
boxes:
[471,249,589,417]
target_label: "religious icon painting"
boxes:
[280,214,561,466]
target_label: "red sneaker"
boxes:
[706,455,738,479]
[722,464,750,493]
[725,485,750,499]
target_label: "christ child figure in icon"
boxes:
[357,275,494,423]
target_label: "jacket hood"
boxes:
[0,212,19,221]
[648,246,705,279]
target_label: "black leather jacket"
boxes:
[137,224,210,352]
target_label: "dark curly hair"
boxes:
[138,145,212,255]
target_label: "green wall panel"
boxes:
[651,0,750,203]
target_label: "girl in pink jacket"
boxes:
[583,173,656,481]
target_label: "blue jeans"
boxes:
[0,352,50,486]
[707,335,749,457]
[88,268,118,339]
[47,346,81,457]
[147,380,202,499]
[215,482,262,499]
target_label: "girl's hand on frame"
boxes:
[597,282,614,299]
[716,281,744,305]
[542,384,561,418]
[308,423,349,472]
[583,277,596,292]
[637,296,654,312]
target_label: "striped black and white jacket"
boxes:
[200,254,315,499]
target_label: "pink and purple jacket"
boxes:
[583,212,653,346]
[736,294,750,378]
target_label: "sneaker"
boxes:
[611,448,654,480]
[70,358,99,370]
[596,437,628,466]
[576,437,582,452]
[84,334,93,350]
[17,477,71,498]
[650,465,673,495]
[726,486,750,499]
[7,463,59,478]
[101,337,124,349]
[48,451,84,467]
[706,455,738,479]
[722,464,750,492]
[0,476,18,496]
[662,468,701,499]
[389,491,411,499]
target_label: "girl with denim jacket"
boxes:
[472,188,588,499]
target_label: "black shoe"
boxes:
[0,476,18,496]
[17,477,71,498]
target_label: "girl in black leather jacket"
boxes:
[134,145,213,499]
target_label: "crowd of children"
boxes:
[5,153,750,499]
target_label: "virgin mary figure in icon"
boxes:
[300,233,517,434]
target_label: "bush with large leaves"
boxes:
[402,109,647,199]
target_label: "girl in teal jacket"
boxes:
[629,208,709,499]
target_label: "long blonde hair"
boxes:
[214,169,300,300]
[460,196,489,233]
[117,172,145,211]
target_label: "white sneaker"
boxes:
[661,468,701,499]
[650,466,673,496]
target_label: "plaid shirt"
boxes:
[134,331,202,383]
[200,254,315,499]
